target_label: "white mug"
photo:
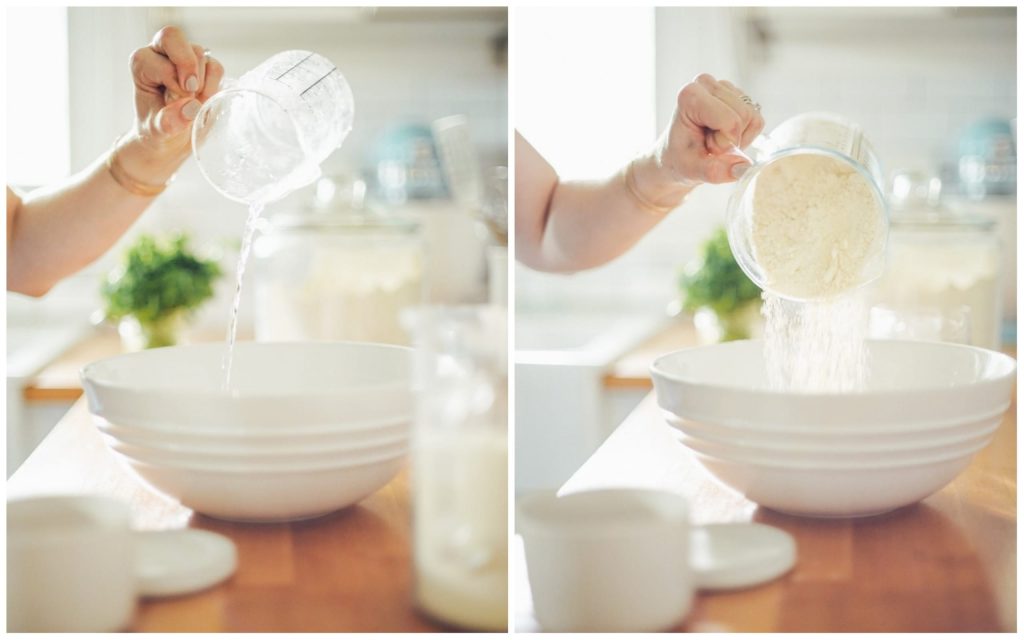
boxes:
[517,488,693,632]
[7,495,137,632]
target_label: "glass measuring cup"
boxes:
[192,51,354,205]
[726,112,889,300]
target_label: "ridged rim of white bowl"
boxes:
[93,412,411,437]
[676,428,994,464]
[81,341,415,399]
[686,437,989,471]
[101,430,408,462]
[111,445,407,474]
[97,426,408,456]
[650,339,1016,400]
[659,409,1003,444]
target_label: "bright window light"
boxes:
[515,7,656,181]
[6,7,70,187]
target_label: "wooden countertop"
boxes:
[7,399,453,632]
[22,328,245,402]
[603,320,698,389]
[515,387,1017,633]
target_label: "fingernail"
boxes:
[731,163,751,179]
[185,75,199,92]
[182,99,200,120]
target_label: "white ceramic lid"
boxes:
[134,529,237,597]
[691,523,796,591]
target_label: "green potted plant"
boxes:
[102,233,222,350]
[679,227,763,343]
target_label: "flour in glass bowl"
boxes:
[749,153,885,393]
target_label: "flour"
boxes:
[762,292,869,393]
[748,152,883,393]
[750,153,884,300]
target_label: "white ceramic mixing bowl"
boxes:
[677,431,990,471]
[692,450,976,517]
[112,451,406,522]
[105,436,407,471]
[82,342,414,431]
[663,406,1006,446]
[652,340,1014,431]
[97,416,408,455]
[81,342,414,522]
[651,340,1016,517]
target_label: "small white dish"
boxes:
[691,523,796,590]
[135,529,236,597]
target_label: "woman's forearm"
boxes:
[6,134,184,297]
[515,133,694,273]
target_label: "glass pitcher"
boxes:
[404,305,508,631]
[192,51,354,204]
[726,112,889,300]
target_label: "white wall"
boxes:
[741,7,1016,176]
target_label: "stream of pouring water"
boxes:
[222,202,264,391]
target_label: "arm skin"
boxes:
[6,25,224,297]
[514,132,695,273]
[515,73,765,274]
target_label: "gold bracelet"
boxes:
[106,136,169,198]
[623,158,680,217]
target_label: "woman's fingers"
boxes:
[129,46,180,95]
[153,95,202,138]
[150,26,200,93]
[677,81,743,154]
[719,79,764,147]
[697,152,752,185]
[191,44,208,93]
[198,56,224,102]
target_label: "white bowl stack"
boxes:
[82,342,414,523]
[651,340,1016,518]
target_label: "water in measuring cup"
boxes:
[193,50,354,205]
[222,202,263,391]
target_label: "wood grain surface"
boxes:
[7,400,458,632]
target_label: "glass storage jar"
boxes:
[251,211,422,345]
[869,173,1002,349]
[404,305,508,631]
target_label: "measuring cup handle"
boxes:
[735,134,774,165]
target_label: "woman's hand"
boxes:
[655,73,764,185]
[118,26,225,184]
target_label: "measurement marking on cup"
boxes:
[274,52,315,80]
[301,68,337,96]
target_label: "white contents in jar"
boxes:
[254,245,421,345]
[750,153,885,300]
[413,429,508,631]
